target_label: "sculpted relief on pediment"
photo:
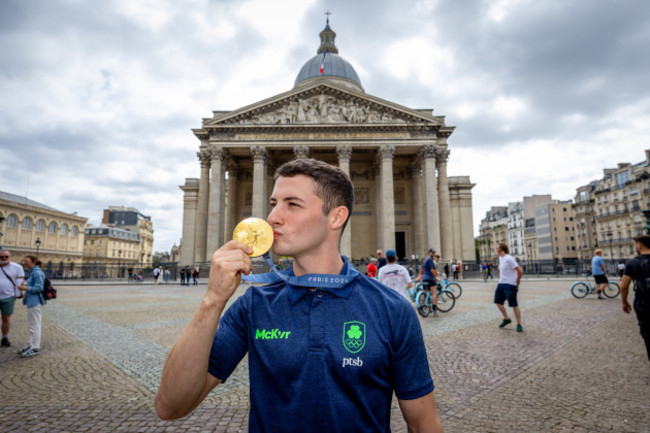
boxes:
[226,95,411,125]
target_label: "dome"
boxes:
[294,52,362,88]
[293,21,363,92]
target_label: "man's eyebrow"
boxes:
[269,196,306,203]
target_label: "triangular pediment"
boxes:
[202,81,445,128]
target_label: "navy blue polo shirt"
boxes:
[208,258,434,433]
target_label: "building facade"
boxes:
[83,225,140,277]
[102,206,154,267]
[179,23,475,265]
[574,149,650,261]
[0,191,87,276]
[478,206,508,262]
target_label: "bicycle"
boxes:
[570,274,620,299]
[438,277,462,299]
[414,282,456,317]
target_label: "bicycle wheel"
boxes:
[570,282,589,299]
[604,282,620,298]
[416,291,430,317]
[446,282,462,299]
[435,290,456,313]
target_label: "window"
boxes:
[48,222,57,233]
[7,215,17,228]
[71,226,78,236]
[630,186,638,195]
[579,191,588,202]
[60,224,68,235]
[91,240,95,245]
[36,220,45,232]
[21,217,32,230]
[616,170,631,187]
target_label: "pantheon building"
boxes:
[179,22,475,265]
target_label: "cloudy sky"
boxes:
[1,0,649,253]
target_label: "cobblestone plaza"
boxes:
[0,279,648,432]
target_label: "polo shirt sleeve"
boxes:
[392,304,434,400]
[207,292,250,382]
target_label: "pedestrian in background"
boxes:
[494,243,524,332]
[366,257,377,278]
[375,249,387,271]
[153,266,161,285]
[618,261,626,280]
[591,249,608,300]
[192,267,199,285]
[377,249,413,298]
[0,250,25,348]
[620,234,650,361]
[17,255,45,357]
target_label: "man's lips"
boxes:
[273,231,282,238]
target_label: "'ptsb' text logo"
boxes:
[342,357,363,368]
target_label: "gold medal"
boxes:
[233,217,274,257]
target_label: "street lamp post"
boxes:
[35,237,41,258]
[118,249,122,279]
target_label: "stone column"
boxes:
[179,179,199,266]
[410,160,425,259]
[207,149,226,255]
[437,149,453,261]
[293,145,310,159]
[379,145,396,250]
[373,160,383,249]
[337,145,352,258]
[194,149,211,262]
[224,161,239,245]
[251,146,268,218]
[421,145,441,253]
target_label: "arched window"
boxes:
[48,222,57,233]
[36,219,45,232]
[60,224,68,235]
[7,214,17,228]
[71,226,78,236]
[21,217,32,230]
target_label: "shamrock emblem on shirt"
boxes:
[343,321,366,354]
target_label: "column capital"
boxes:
[250,146,268,163]
[377,145,395,161]
[197,149,212,167]
[293,145,310,159]
[436,148,450,163]
[211,148,227,164]
[420,144,437,160]
[336,145,352,161]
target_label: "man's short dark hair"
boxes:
[634,234,650,249]
[498,243,509,254]
[274,158,354,232]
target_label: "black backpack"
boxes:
[43,277,57,300]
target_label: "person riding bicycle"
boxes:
[420,249,439,316]
[591,249,608,300]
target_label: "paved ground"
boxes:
[0,278,648,432]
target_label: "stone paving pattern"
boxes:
[0,279,648,432]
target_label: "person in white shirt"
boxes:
[377,249,413,298]
[0,250,25,348]
[494,243,524,332]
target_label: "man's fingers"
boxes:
[219,240,254,256]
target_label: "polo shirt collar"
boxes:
[286,256,358,304]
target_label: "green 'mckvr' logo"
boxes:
[255,329,291,340]
[343,321,366,354]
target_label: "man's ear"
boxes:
[329,205,349,231]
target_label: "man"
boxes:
[495,243,524,332]
[366,257,377,278]
[156,159,442,432]
[17,255,45,357]
[591,249,608,300]
[378,248,413,298]
[421,249,439,317]
[0,251,25,348]
[153,266,161,285]
[620,234,650,361]
[376,249,388,270]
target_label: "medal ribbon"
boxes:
[241,253,359,289]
